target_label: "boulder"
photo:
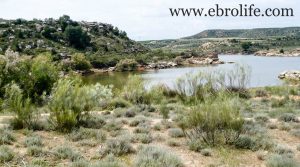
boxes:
[278,70,300,81]
[146,61,178,69]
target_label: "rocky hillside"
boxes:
[0,16,147,57]
[184,27,300,39]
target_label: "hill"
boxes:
[184,27,300,39]
[0,15,147,58]
[140,27,300,55]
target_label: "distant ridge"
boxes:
[184,27,300,39]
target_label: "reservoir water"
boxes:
[83,55,300,89]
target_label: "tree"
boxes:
[42,26,56,39]
[64,25,91,50]
[119,31,128,39]
[58,15,71,32]
[280,49,284,54]
[71,53,92,71]
[241,42,252,52]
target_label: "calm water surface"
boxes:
[83,55,300,89]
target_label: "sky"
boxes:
[0,0,299,40]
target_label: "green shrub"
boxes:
[69,128,106,142]
[138,134,153,144]
[267,123,278,129]
[241,121,275,151]
[129,120,141,127]
[138,104,156,113]
[101,138,134,156]
[161,120,175,129]
[120,119,128,125]
[279,123,291,131]
[241,42,252,52]
[254,115,269,123]
[168,128,184,138]
[71,53,92,71]
[271,98,286,108]
[274,145,294,157]
[153,124,162,131]
[104,120,122,132]
[113,108,126,118]
[266,154,297,167]
[174,64,250,102]
[29,158,50,167]
[24,135,43,147]
[134,146,183,167]
[188,139,205,152]
[0,145,14,162]
[181,97,244,146]
[48,78,112,132]
[134,126,150,134]
[167,139,180,147]
[3,83,35,129]
[255,89,268,97]
[159,103,169,119]
[129,117,147,127]
[78,139,98,147]
[29,55,59,102]
[147,85,168,105]
[71,159,90,167]
[52,146,82,161]
[64,25,91,49]
[0,128,16,145]
[115,59,138,72]
[121,75,148,104]
[91,154,125,167]
[79,114,106,129]
[290,129,300,138]
[88,54,120,68]
[234,135,256,150]
[279,113,298,122]
[124,107,137,117]
[107,98,131,109]
[0,54,59,103]
[27,146,44,157]
[200,149,212,156]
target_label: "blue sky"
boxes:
[0,0,299,40]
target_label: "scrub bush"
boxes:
[180,97,244,146]
[266,154,297,167]
[134,146,183,167]
[168,128,184,138]
[121,75,148,104]
[115,59,138,71]
[3,83,35,129]
[71,53,92,71]
[48,78,112,132]
[0,146,14,162]
[0,128,16,145]
[101,137,134,157]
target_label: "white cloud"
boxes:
[0,0,299,40]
